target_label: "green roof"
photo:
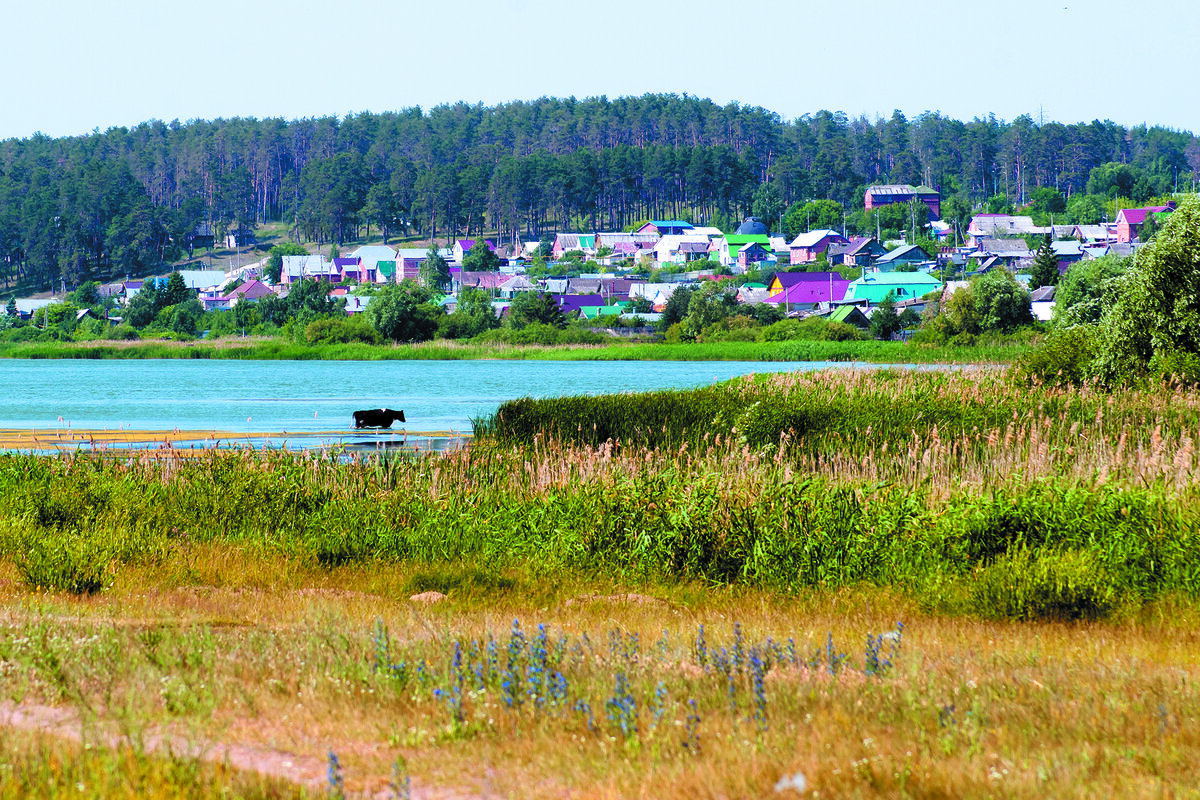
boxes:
[845,271,943,304]
[376,260,396,277]
[742,282,767,288]
[829,304,870,327]
[580,304,626,319]
[725,235,771,246]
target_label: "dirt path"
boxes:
[0,701,484,799]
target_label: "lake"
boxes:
[0,359,933,450]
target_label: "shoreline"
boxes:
[0,337,1029,365]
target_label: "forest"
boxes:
[1,94,1197,291]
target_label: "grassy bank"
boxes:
[2,368,1199,797]
[3,369,1199,617]
[0,336,1032,363]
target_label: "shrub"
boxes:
[304,316,382,346]
[17,531,111,595]
[970,548,1120,621]
[1015,325,1101,385]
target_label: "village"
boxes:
[1,183,1177,338]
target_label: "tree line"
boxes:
[2,95,1198,290]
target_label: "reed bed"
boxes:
[2,369,1199,619]
[0,337,1030,363]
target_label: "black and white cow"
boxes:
[352,408,406,429]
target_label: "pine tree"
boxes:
[1029,233,1059,289]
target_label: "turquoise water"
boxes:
[0,359,939,445]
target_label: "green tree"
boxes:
[682,281,738,338]
[1029,187,1066,215]
[161,272,191,307]
[751,182,784,232]
[1029,233,1060,289]
[1065,194,1105,225]
[439,287,498,338]
[659,286,696,329]
[1052,255,1128,327]
[1094,198,1200,380]
[419,247,451,290]
[462,240,500,271]
[266,243,308,283]
[869,291,902,340]
[973,268,1033,332]
[508,291,566,329]
[366,280,442,342]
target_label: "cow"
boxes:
[352,408,406,429]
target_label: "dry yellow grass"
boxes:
[1,552,1198,799]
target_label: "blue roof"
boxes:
[649,220,693,228]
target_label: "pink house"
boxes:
[788,230,850,263]
[1115,203,1175,243]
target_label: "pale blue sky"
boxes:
[3,0,1198,141]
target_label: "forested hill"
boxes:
[1,94,1197,290]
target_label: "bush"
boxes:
[17,531,111,595]
[969,548,1120,621]
[1015,325,1101,385]
[760,317,865,342]
[304,316,382,345]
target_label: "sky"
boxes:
[3,0,1199,141]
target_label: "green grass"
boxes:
[0,336,1032,364]
[2,367,1199,621]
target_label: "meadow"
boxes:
[1,367,1198,797]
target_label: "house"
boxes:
[551,233,596,259]
[202,279,276,311]
[1030,284,1056,322]
[737,242,772,269]
[335,257,372,283]
[453,270,510,293]
[966,214,1046,246]
[396,248,432,280]
[636,220,692,237]
[629,282,682,308]
[843,271,944,305]
[874,244,931,271]
[453,239,497,264]
[188,222,216,250]
[766,272,851,309]
[827,304,871,329]
[1050,240,1084,262]
[1072,224,1115,244]
[349,245,398,276]
[281,255,337,284]
[13,298,59,320]
[176,270,228,292]
[499,275,539,299]
[653,235,713,265]
[716,234,772,268]
[1115,204,1175,243]
[550,294,606,317]
[788,230,850,264]
[841,237,888,268]
[225,227,255,248]
[864,184,941,218]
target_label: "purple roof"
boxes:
[767,278,850,305]
[219,279,275,302]
[551,294,605,315]
[458,239,496,251]
[1118,206,1172,226]
[772,271,844,289]
[333,257,360,267]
